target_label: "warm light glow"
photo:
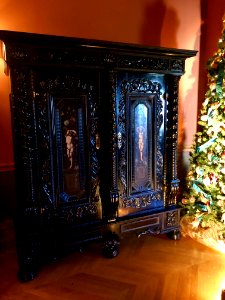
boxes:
[0,40,3,59]
[187,247,225,299]
[213,277,225,300]
[0,41,9,75]
[2,41,6,61]
[181,216,225,254]
[0,57,4,73]
[0,40,6,60]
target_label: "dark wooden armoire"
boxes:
[0,30,197,281]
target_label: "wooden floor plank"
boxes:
[1,217,225,300]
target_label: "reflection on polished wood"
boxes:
[1,217,225,300]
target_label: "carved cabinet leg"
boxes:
[102,232,120,258]
[167,229,181,241]
[14,213,41,282]
[16,231,40,281]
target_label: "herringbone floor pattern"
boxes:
[1,217,225,300]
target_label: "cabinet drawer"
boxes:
[120,215,160,233]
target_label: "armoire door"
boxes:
[32,68,103,223]
[116,72,166,217]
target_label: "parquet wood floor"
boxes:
[1,217,225,300]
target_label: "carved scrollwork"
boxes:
[6,42,185,74]
[166,210,179,227]
[102,53,117,65]
[120,190,162,208]
[117,132,122,149]
[170,59,184,71]
[24,207,40,217]
[120,78,162,94]
[59,203,98,223]
[168,179,180,206]
[7,45,29,61]
[117,56,183,72]
[117,56,176,72]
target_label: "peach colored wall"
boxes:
[0,0,201,171]
[204,2,225,73]
[198,1,225,117]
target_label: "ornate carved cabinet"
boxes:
[0,30,196,281]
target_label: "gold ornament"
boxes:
[181,198,188,205]
[189,196,196,204]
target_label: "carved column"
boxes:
[164,74,181,206]
[108,70,119,220]
[10,67,42,281]
[99,69,119,221]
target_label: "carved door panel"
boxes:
[116,73,167,217]
[32,69,102,222]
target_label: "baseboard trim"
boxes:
[0,164,15,172]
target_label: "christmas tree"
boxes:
[181,14,225,251]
